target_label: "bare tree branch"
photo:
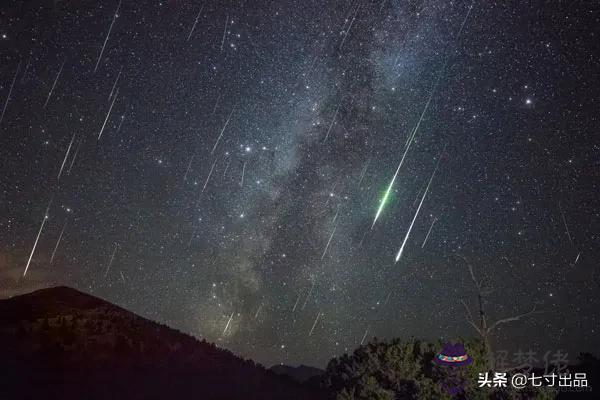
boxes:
[456,254,482,290]
[487,304,540,333]
[460,299,482,336]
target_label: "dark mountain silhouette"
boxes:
[270,364,324,383]
[0,286,331,400]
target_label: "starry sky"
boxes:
[1,0,599,367]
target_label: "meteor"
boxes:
[94,0,121,73]
[23,196,54,277]
[98,88,119,140]
[202,158,218,192]
[211,108,234,154]
[43,60,65,108]
[360,328,369,345]
[67,138,82,174]
[292,293,301,312]
[220,14,229,51]
[223,312,234,335]
[301,281,315,310]
[49,220,68,264]
[371,149,408,228]
[254,303,262,320]
[323,103,340,142]
[421,217,438,248]
[308,311,321,336]
[187,6,204,41]
[374,1,475,223]
[108,66,122,101]
[0,60,20,127]
[395,157,442,263]
[57,132,76,181]
[104,243,118,277]
[371,99,428,229]
[321,207,340,260]
[183,154,194,181]
[357,158,370,187]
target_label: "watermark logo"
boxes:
[434,342,472,395]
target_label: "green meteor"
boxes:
[372,176,396,228]
[371,133,415,228]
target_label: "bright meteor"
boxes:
[395,155,442,263]
[371,131,416,229]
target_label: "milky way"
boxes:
[0,0,599,367]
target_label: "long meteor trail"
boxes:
[223,312,234,335]
[98,88,119,140]
[371,136,415,229]
[370,1,473,229]
[43,60,65,108]
[187,6,204,41]
[202,158,218,192]
[23,196,53,277]
[321,207,340,260]
[94,0,121,73]
[57,132,76,181]
[308,311,321,336]
[0,60,20,126]
[421,217,438,248]
[323,103,341,142]
[211,108,234,154]
[49,220,68,264]
[395,158,441,263]
[104,243,118,277]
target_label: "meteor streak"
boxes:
[301,281,315,310]
[292,294,301,312]
[202,158,218,192]
[421,217,437,248]
[372,91,436,229]
[49,220,68,264]
[323,103,340,142]
[395,158,441,263]
[104,243,118,277]
[187,6,204,41]
[321,207,340,260]
[94,0,121,73]
[108,66,122,100]
[254,304,262,320]
[339,6,359,51]
[43,60,65,108]
[308,311,321,336]
[360,328,369,345]
[183,155,194,181]
[57,132,76,181]
[98,88,119,140]
[23,196,53,277]
[357,158,370,186]
[0,60,20,127]
[211,108,234,154]
[223,312,234,335]
[558,202,573,243]
[67,138,82,174]
[220,14,229,51]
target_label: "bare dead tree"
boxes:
[457,254,542,370]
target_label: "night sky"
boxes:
[1,0,599,367]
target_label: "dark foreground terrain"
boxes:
[2,286,598,399]
[0,286,330,400]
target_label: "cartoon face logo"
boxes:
[434,343,472,395]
